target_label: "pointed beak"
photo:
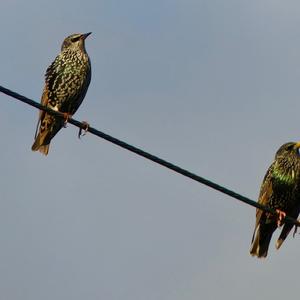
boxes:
[295,142,300,149]
[81,32,92,40]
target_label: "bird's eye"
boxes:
[71,36,80,42]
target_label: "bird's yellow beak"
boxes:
[294,142,300,149]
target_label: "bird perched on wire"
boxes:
[250,142,300,258]
[32,32,92,155]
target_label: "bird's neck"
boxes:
[64,48,89,63]
[272,162,297,185]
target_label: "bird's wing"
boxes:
[254,167,274,228]
[33,86,49,139]
[33,58,60,139]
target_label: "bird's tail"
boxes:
[31,114,64,155]
[276,207,300,249]
[250,223,277,258]
[31,133,50,155]
[276,223,294,249]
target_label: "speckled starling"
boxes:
[250,142,300,258]
[31,32,92,155]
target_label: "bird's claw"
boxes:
[78,121,90,139]
[276,209,286,227]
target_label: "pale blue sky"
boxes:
[1,1,300,299]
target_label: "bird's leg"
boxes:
[78,121,90,139]
[62,113,72,128]
[276,209,286,227]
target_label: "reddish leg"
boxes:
[62,113,72,128]
[276,209,286,227]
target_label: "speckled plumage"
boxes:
[32,32,92,155]
[250,142,300,258]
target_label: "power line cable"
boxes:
[1,84,299,227]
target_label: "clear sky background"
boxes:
[1,1,300,299]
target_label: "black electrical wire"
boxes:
[1,85,299,227]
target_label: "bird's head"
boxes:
[276,142,300,159]
[274,142,300,178]
[270,142,300,185]
[61,32,92,52]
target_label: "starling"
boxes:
[250,142,300,258]
[31,32,92,155]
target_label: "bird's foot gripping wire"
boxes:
[276,209,286,227]
[78,121,90,139]
[62,113,72,128]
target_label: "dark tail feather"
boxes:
[276,223,294,249]
[250,223,277,258]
